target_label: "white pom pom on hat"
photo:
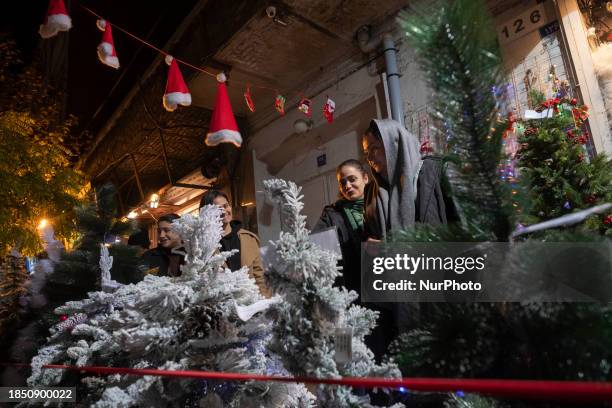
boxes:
[216,72,227,83]
[165,55,174,65]
[96,19,107,31]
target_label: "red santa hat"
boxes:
[39,0,72,39]
[96,20,119,69]
[205,73,242,147]
[163,55,192,112]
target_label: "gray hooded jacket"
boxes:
[367,119,456,238]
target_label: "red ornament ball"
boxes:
[570,98,577,106]
[604,215,612,225]
[587,195,597,204]
[60,315,68,321]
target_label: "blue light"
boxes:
[456,390,465,398]
[399,386,408,394]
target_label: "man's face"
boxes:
[213,196,232,226]
[158,221,181,249]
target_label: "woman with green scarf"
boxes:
[313,159,369,294]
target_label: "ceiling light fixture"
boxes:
[149,193,160,209]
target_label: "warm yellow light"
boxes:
[38,219,48,229]
[607,2,612,13]
[150,193,160,209]
[127,211,138,219]
[241,201,255,207]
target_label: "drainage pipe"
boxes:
[357,25,404,127]
[382,32,404,127]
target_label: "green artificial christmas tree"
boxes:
[517,91,612,236]
[45,183,143,303]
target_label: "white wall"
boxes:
[250,31,432,243]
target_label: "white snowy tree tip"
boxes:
[216,72,227,83]
[165,54,174,65]
[199,203,223,218]
[96,19,107,31]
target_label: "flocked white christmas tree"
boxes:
[263,179,403,408]
[26,204,314,407]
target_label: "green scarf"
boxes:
[337,198,364,232]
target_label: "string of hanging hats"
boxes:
[38,0,338,147]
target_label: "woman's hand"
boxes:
[366,237,381,243]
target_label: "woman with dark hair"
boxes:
[362,118,457,239]
[199,190,269,297]
[313,159,369,293]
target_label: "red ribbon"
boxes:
[19,363,612,403]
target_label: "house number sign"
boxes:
[497,4,549,45]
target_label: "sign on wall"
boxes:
[497,3,549,45]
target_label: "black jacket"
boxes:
[140,246,186,277]
[415,156,459,225]
[313,203,364,293]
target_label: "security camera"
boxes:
[266,6,277,19]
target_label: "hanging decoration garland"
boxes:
[38,0,339,139]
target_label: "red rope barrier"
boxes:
[19,363,611,403]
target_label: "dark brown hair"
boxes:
[199,190,229,209]
[336,159,368,177]
[158,213,180,224]
[361,120,384,238]
[363,179,382,239]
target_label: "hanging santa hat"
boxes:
[39,0,72,39]
[96,20,119,69]
[205,73,243,147]
[163,55,192,112]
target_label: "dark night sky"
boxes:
[2,0,197,140]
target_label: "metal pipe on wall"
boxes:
[382,33,404,127]
[357,25,405,127]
